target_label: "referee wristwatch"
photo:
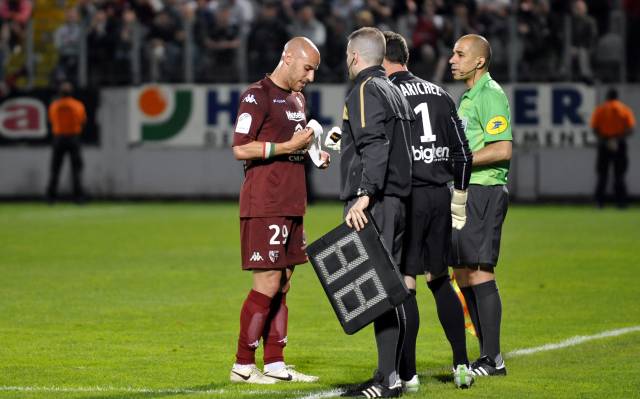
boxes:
[356,188,370,197]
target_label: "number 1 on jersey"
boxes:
[414,102,436,143]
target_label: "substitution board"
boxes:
[307,216,409,334]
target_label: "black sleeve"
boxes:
[447,95,472,190]
[348,81,389,196]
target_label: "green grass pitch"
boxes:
[1,202,639,398]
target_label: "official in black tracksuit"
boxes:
[383,31,474,391]
[340,28,414,399]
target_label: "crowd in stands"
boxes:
[3,0,640,87]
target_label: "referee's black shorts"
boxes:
[450,184,509,268]
[402,184,451,278]
[344,195,406,266]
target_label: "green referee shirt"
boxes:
[458,72,512,186]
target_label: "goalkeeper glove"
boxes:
[451,189,468,230]
[324,126,342,151]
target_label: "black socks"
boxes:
[374,305,406,386]
[472,280,502,361]
[399,290,419,380]
[428,276,469,367]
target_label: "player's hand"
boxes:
[451,189,468,230]
[286,128,314,153]
[345,196,370,231]
[319,150,330,169]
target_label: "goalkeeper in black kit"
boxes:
[382,31,474,392]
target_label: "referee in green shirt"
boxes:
[449,34,512,377]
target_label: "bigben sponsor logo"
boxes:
[412,144,450,164]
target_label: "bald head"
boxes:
[271,36,320,92]
[347,27,386,66]
[283,37,320,64]
[458,34,492,68]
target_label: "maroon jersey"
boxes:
[233,76,308,217]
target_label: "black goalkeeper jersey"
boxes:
[389,71,472,190]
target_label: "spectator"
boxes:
[410,0,447,81]
[76,0,97,27]
[192,0,215,80]
[112,8,137,85]
[517,0,552,81]
[320,13,348,81]
[476,0,509,81]
[288,4,326,50]
[224,0,254,33]
[130,0,157,31]
[451,2,477,39]
[53,7,82,85]
[0,0,32,53]
[594,25,624,83]
[87,8,117,86]
[246,1,289,82]
[353,8,375,29]
[365,0,393,30]
[331,0,364,31]
[201,5,241,82]
[146,2,185,82]
[570,0,597,83]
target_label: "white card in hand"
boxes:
[306,119,324,167]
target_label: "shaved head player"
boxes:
[230,37,329,384]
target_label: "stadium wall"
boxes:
[0,84,638,201]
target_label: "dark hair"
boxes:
[383,31,409,65]
[606,88,618,100]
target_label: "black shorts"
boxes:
[450,184,509,268]
[402,185,451,277]
[344,196,406,266]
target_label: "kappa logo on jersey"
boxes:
[235,113,252,134]
[273,98,286,104]
[486,116,508,135]
[138,85,192,141]
[242,94,257,105]
[269,250,280,263]
[249,252,264,262]
[286,110,305,122]
[412,144,450,163]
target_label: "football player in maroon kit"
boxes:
[230,37,329,384]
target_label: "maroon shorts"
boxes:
[240,216,307,270]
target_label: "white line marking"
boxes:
[506,326,640,357]
[0,386,282,395]
[0,386,225,394]
[293,388,344,399]
[2,326,639,398]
